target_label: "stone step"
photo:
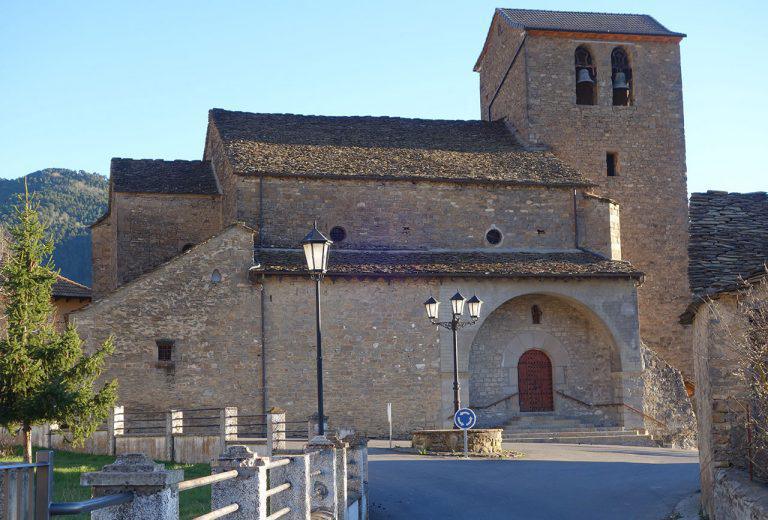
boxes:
[502,433,658,447]
[503,425,638,435]
[503,427,643,438]
[502,422,614,432]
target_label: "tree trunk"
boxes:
[23,423,32,463]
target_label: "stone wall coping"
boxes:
[81,453,184,487]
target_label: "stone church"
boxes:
[73,9,691,436]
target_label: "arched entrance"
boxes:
[517,349,554,412]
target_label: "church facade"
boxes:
[73,9,689,436]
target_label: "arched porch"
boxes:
[434,278,644,430]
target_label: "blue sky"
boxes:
[0,1,765,194]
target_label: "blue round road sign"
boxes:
[453,408,477,430]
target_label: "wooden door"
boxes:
[518,349,554,412]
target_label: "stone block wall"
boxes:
[259,275,443,436]
[92,214,117,298]
[477,29,691,377]
[234,175,580,252]
[577,192,621,260]
[92,192,223,298]
[693,295,768,517]
[75,225,263,414]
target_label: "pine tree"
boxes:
[0,184,117,462]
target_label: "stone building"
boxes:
[682,191,768,519]
[74,9,692,438]
[51,275,92,330]
[475,8,690,377]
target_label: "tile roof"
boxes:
[498,8,685,37]
[688,191,768,294]
[251,249,641,279]
[111,159,220,195]
[209,109,592,187]
[52,275,92,299]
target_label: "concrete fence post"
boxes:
[332,439,349,520]
[81,453,183,520]
[220,407,238,455]
[269,454,311,520]
[305,437,338,519]
[165,409,183,462]
[345,436,369,520]
[267,408,286,456]
[110,406,124,456]
[211,445,267,519]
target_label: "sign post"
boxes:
[453,408,477,459]
[387,402,393,449]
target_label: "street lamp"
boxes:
[424,292,483,416]
[302,221,333,436]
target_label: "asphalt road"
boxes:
[367,442,700,520]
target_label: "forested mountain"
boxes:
[0,169,108,286]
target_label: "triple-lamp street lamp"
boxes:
[423,292,483,416]
[301,221,333,437]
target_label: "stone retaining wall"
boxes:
[713,469,768,520]
[412,429,503,454]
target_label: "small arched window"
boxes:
[611,47,632,106]
[575,46,596,105]
[531,305,542,324]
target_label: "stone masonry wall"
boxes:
[469,294,619,427]
[477,22,528,135]
[113,192,223,288]
[235,175,579,252]
[577,192,621,260]
[478,31,691,378]
[259,275,443,436]
[693,295,768,518]
[92,213,117,298]
[641,343,696,449]
[74,226,263,414]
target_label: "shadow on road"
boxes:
[368,452,699,520]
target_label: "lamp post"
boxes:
[424,292,483,416]
[302,221,333,436]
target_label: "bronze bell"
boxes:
[576,68,594,84]
[613,72,629,90]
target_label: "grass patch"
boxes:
[0,447,211,520]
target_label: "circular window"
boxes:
[329,226,346,242]
[486,228,502,245]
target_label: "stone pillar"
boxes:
[267,408,286,456]
[269,455,311,520]
[220,407,238,455]
[211,445,267,520]
[108,406,124,456]
[81,453,183,520]
[305,437,338,519]
[345,436,369,520]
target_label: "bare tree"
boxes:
[709,272,768,481]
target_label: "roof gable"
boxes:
[498,8,685,37]
[208,109,591,187]
[53,275,92,299]
[688,191,768,294]
[111,159,220,195]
